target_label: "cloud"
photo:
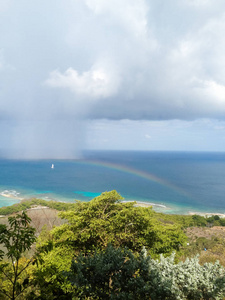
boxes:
[43,0,225,121]
[2,1,225,156]
[193,79,225,104]
[45,60,120,99]
[85,0,149,38]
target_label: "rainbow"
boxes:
[75,159,190,198]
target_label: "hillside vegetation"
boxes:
[0,190,225,299]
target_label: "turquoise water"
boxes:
[0,151,225,214]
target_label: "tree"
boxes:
[67,244,151,299]
[191,215,207,227]
[0,211,36,300]
[51,190,186,255]
[28,245,75,300]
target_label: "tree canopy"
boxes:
[1,191,225,299]
[51,190,186,255]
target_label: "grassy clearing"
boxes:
[182,226,225,266]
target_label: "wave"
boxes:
[122,200,167,209]
[0,190,23,200]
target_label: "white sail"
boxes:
[51,164,54,169]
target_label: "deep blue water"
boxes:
[0,151,225,214]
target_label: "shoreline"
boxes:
[0,190,23,201]
[188,211,225,218]
[122,200,167,209]
[123,200,225,218]
[1,190,225,218]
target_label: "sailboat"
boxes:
[51,164,54,169]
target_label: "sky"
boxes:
[1,0,225,158]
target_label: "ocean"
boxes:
[0,151,225,215]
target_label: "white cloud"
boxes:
[85,0,149,38]
[45,61,120,99]
[193,79,225,104]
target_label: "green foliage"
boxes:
[191,215,207,227]
[1,190,225,299]
[0,211,36,300]
[0,198,78,216]
[154,212,225,228]
[206,215,225,227]
[29,246,75,300]
[218,218,225,226]
[51,190,186,255]
[153,213,195,229]
[67,244,151,300]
